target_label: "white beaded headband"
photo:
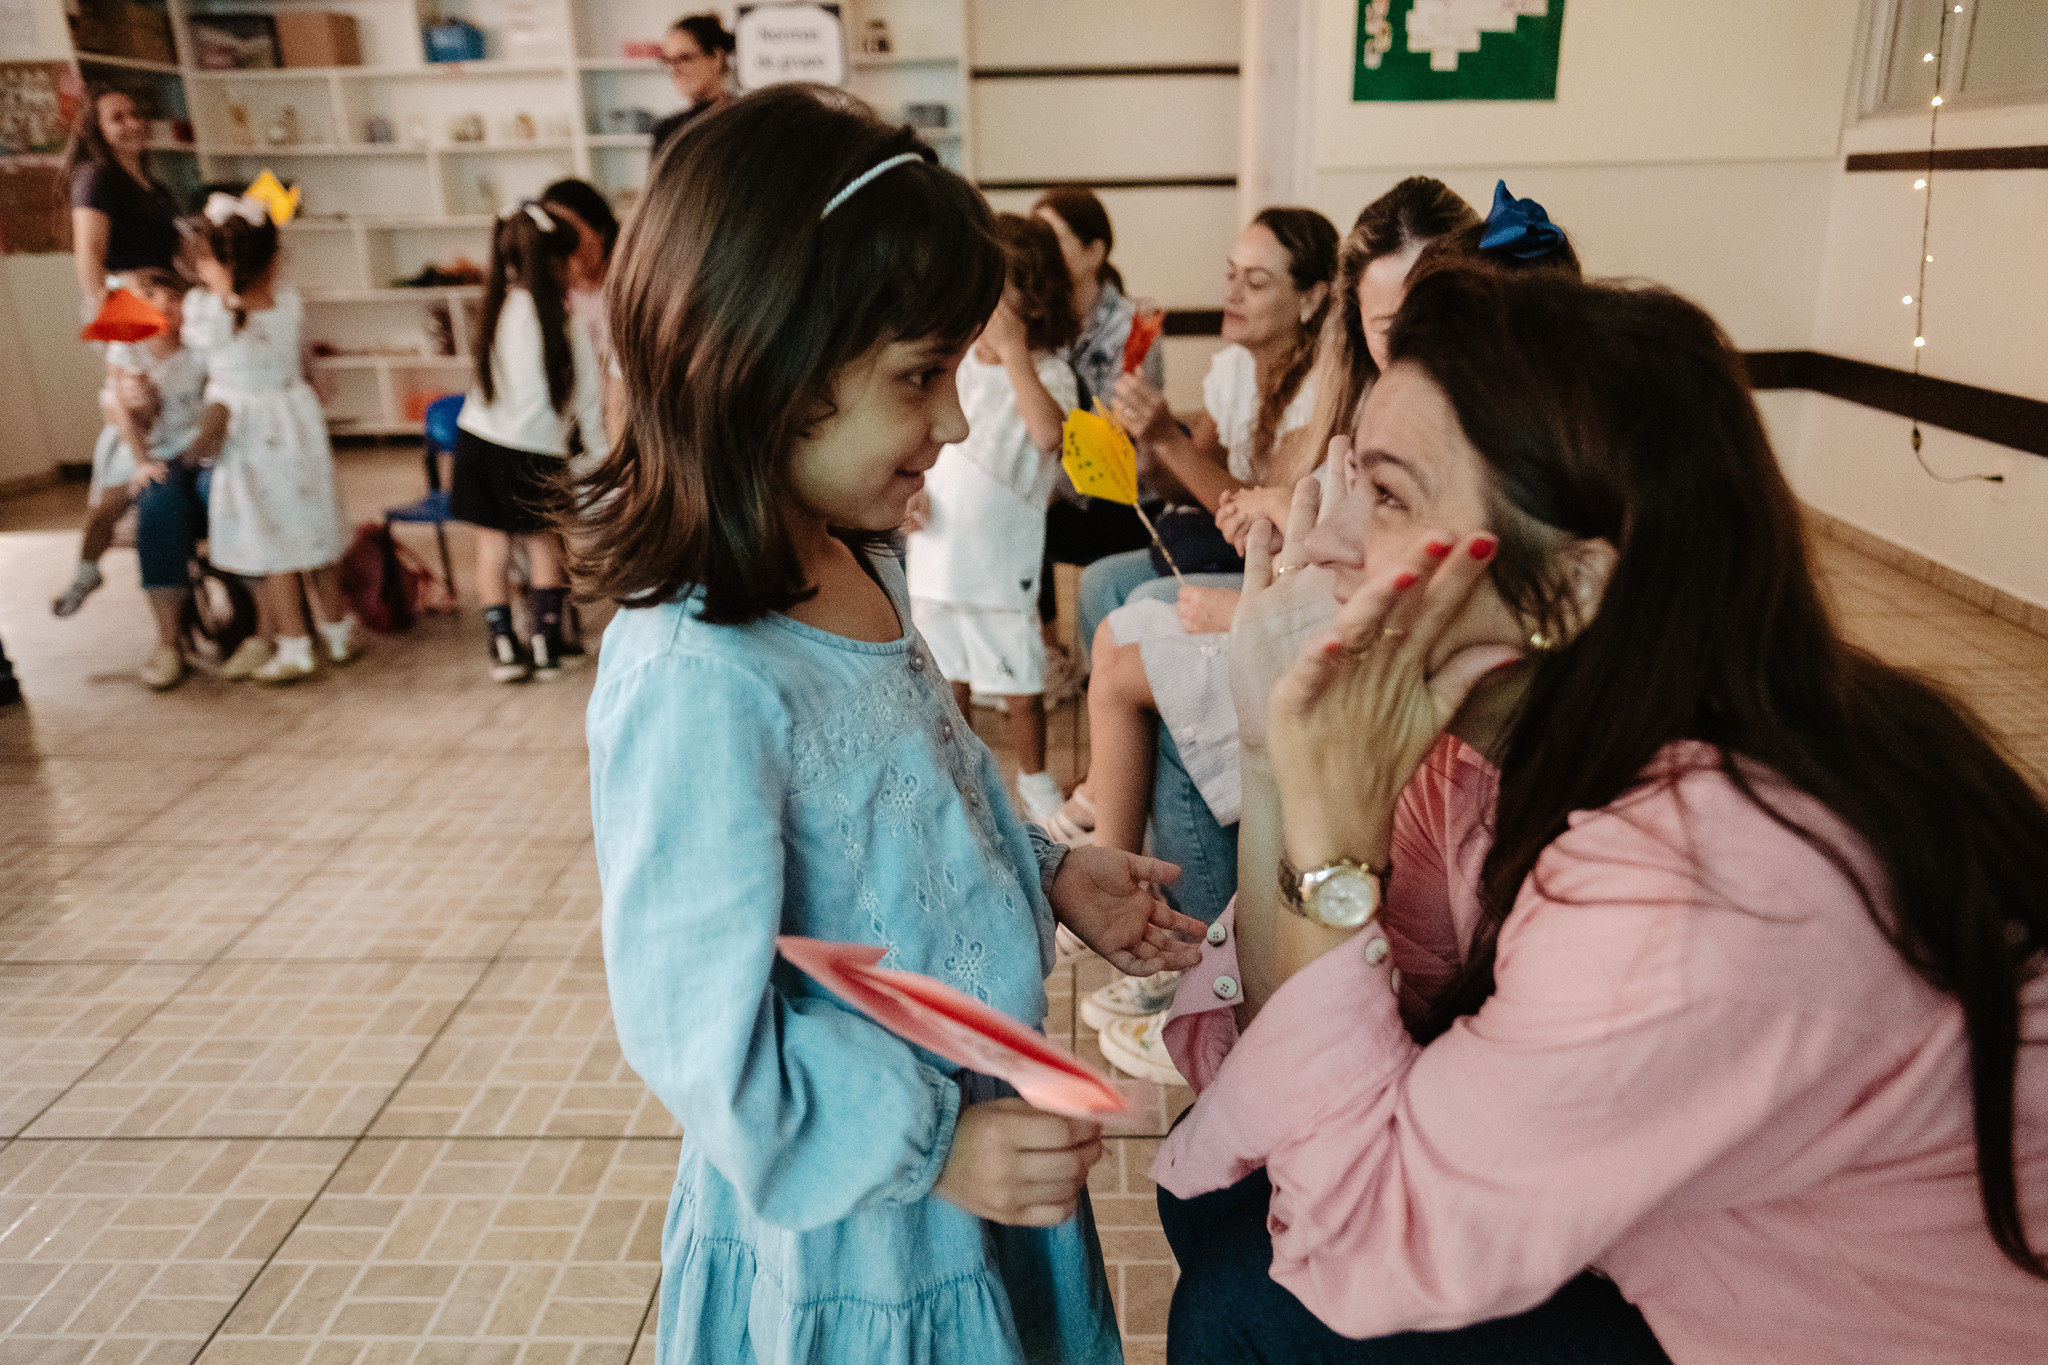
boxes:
[821,152,923,219]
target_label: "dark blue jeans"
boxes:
[134,463,210,591]
[1159,1170,1671,1364]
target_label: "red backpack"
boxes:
[338,523,433,633]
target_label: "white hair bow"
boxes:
[204,192,270,228]
[499,200,555,232]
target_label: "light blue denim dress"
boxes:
[587,551,1121,1365]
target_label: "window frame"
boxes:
[1854,0,2048,120]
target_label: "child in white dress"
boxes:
[184,190,357,683]
[906,212,1081,825]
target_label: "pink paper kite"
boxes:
[777,935,1130,1120]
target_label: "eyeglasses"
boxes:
[658,51,708,69]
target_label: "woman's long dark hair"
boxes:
[476,203,580,411]
[1395,265,2048,1278]
[576,85,1002,622]
[992,212,1079,355]
[1031,184,1125,294]
[1246,205,1337,483]
[59,84,133,194]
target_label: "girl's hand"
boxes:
[936,1098,1103,1226]
[1266,529,1522,871]
[901,486,932,534]
[130,459,171,489]
[1048,845,1201,976]
[1229,469,1342,754]
[1110,372,1176,445]
[1175,584,1240,636]
[982,300,1029,366]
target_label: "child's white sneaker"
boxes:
[489,633,531,684]
[1017,770,1064,826]
[318,615,361,665]
[1097,1012,1187,1087]
[1081,970,1181,1030]
[51,562,103,618]
[219,636,274,680]
[254,636,317,684]
[138,646,185,692]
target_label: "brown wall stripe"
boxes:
[971,64,1240,80]
[979,177,1237,192]
[1845,145,2048,172]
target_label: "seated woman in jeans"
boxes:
[1151,264,2048,1362]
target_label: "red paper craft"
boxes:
[778,935,1131,1119]
[81,288,169,343]
[1120,303,1165,376]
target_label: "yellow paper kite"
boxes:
[1060,405,1138,505]
[1060,401,1185,585]
[244,170,301,226]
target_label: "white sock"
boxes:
[1017,770,1062,813]
[317,616,355,656]
[275,635,314,667]
[73,561,101,585]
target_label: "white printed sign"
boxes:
[735,4,846,92]
[1407,0,1546,72]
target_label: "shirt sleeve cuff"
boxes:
[1156,932,1414,1197]
[1161,899,1242,1093]
[1027,822,1069,898]
[892,1061,964,1205]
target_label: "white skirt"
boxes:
[205,380,345,577]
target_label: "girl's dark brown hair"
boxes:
[1030,184,1124,293]
[1246,206,1338,483]
[992,212,1080,355]
[196,211,279,333]
[577,84,1004,622]
[476,204,580,411]
[1394,265,2048,1279]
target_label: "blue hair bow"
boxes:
[1478,180,1566,260]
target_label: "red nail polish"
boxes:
[1469,535,1498,561]
[1424,540,1452,559]
[1392,571,1419,590]
[1323,640,1344,657]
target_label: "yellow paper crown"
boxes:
[244,170,300,226]
[1060,405,1138,506]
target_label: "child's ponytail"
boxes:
[476,202,580,412]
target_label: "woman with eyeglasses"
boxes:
[650,14,737,157]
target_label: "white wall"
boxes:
[1784,99,2048,608]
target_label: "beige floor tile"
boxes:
[0,962,203,1136]
[225,835,584,962]
[501,886,605,963]
[0,1138,349,1360]
[127,749,443,846]
[0,755,224,845]
[0,841,340,964]
[202,1138,675,1362]
[26,959,487,1139]
[454,678,607,755]
[371,959,678,1139]
[354,752,595,844]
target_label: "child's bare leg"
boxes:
[520,533,564,589]
[146,589,185,650]
[1007,693,1048,775]
[475,528,513,607]
[1086,619,1159,855]
[302,563,347,625]
[265,572,309,638]
[79,486,131,563]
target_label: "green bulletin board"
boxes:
[1354,0,1566,102]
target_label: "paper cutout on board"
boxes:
[81,288,168,343]
[243,169,301,225]
[1355,0,1564,100]
[1061,406,1139,506]
[778,936,1131,1119]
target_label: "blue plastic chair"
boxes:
[386,393,463,598]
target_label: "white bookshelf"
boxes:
[154,0,972,435]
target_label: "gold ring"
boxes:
[1381,626,1408,640]
[1273,563,1302,577]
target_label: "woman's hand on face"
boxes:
[1265,526,1524,869]
[1049,844,1202,977]
[1175,584,1240,635]
[1110,372,1175,445]
[935,1098,1103,1227]
[1230,461,1344,754]
[901,486,932,534]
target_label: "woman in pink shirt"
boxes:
[1152,264,2048,1362]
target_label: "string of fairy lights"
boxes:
[1907,1,2003,485]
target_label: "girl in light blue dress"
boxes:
[580,87,1206,1365]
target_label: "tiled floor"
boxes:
[3,445,2046,1364]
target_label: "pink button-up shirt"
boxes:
[1156,739,2048,1362]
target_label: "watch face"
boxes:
[1311,868,1380,928]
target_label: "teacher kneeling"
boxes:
[1153,264,2048,1363]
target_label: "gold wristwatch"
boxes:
[1278,854,1386,929]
